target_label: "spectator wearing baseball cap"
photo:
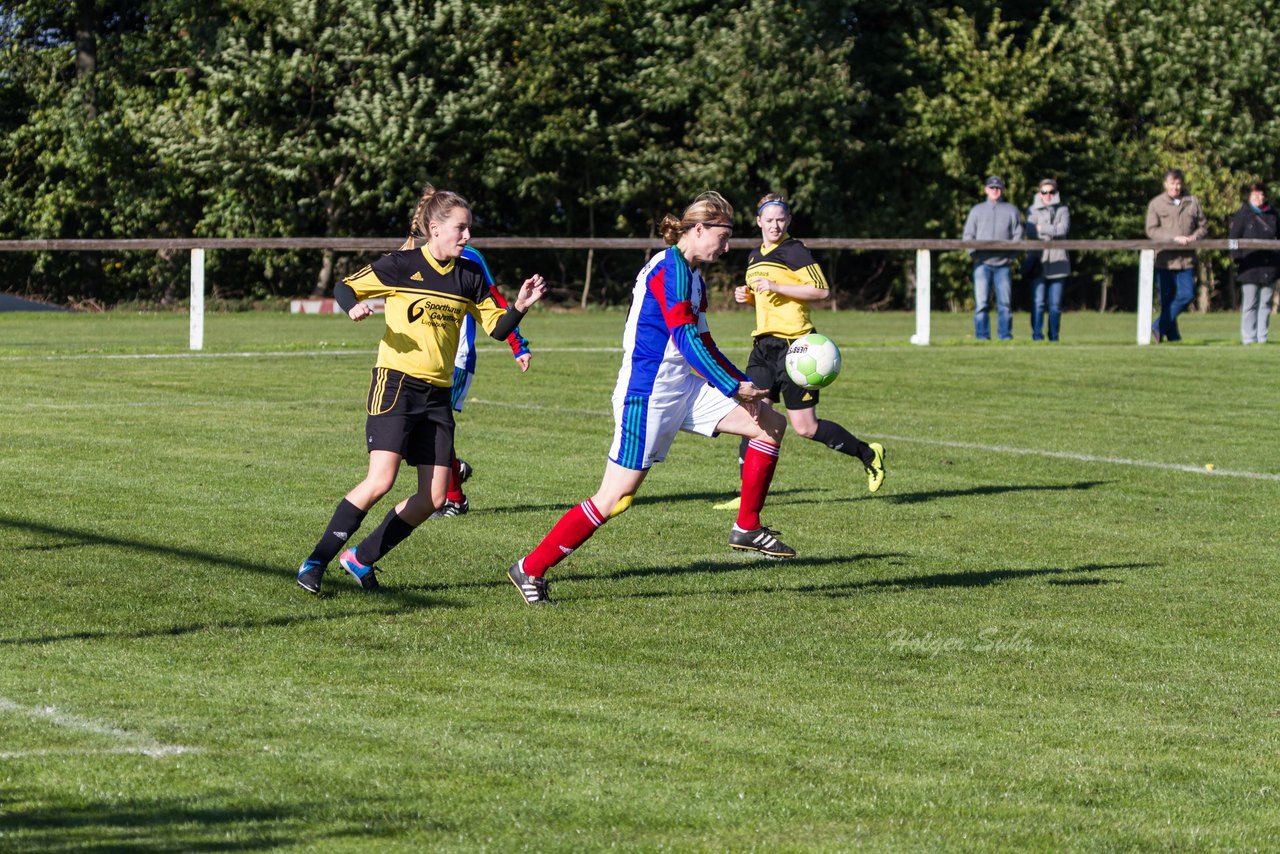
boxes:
[963,175,1024,340]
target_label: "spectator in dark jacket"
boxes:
[1228,181,1279,344]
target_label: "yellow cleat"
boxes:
[866,442,886,493]
[712,496,742,511]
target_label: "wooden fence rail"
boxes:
[4,238,1278,349]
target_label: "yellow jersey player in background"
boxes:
[716,193,885,509]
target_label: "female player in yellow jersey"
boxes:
[296,185,546,594]
[725,193,885,504]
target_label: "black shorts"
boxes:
[744,334,819,411]
[364,368,455,467]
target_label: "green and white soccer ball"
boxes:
[785,333,842,389]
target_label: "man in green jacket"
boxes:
[1145,168,1208,342]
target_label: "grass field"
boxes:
[2,307,1279,851]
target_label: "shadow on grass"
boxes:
[563,553,905,601]
[0,606,444,648]
[0,790,425,852]
[0,793,299,852]
[874,480,1112,506]
[591,553,899,583]
[581,560,1150,602]
[0,514,459,647]
[796,561,1151,597]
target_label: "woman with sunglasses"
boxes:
[1024,178,1072,341]
[505,192,795,605]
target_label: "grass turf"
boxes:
[2,307,1279,851]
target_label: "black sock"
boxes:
[812,419,873,465]
[307,499,367,566]
[354,509,417,565]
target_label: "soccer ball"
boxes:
[785,333,842,389]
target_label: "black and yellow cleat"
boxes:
[866,442,886,493]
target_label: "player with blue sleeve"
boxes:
[505,192,796,606]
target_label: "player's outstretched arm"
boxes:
[487,275,546,342]
[513,275,547,311]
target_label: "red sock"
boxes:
[736,439,780,531]
[446,454,465,503]
[522,500,606,577]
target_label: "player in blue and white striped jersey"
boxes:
[505,192,796,606]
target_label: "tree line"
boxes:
[2,0,1278,310]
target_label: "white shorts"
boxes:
[608,372,738,470]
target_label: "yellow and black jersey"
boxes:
[745,234,828,339]
[343,249,511,386]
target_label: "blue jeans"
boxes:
[1154,268,1195,341]
[1030,276,1065,341]
[973,263,1013,340]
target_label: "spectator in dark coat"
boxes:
[1228,181,1279,345]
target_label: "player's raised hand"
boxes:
[348,303,375,322]
[514,274,547,311]
[515,353,532,373]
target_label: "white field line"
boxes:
[466,399,1280,482]
[0,696,198,758]
[874,433,1280,481]
[1,347,1272,481]
[0,747,190,759]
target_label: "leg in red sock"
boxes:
[521,499,606,577]
[736,438,779,531]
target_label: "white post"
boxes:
[910,249,931,345]
[1137,249,1154,345]
[190,248,205,351]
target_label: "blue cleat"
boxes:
[297,559,324,594]
[338,548,380,591]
